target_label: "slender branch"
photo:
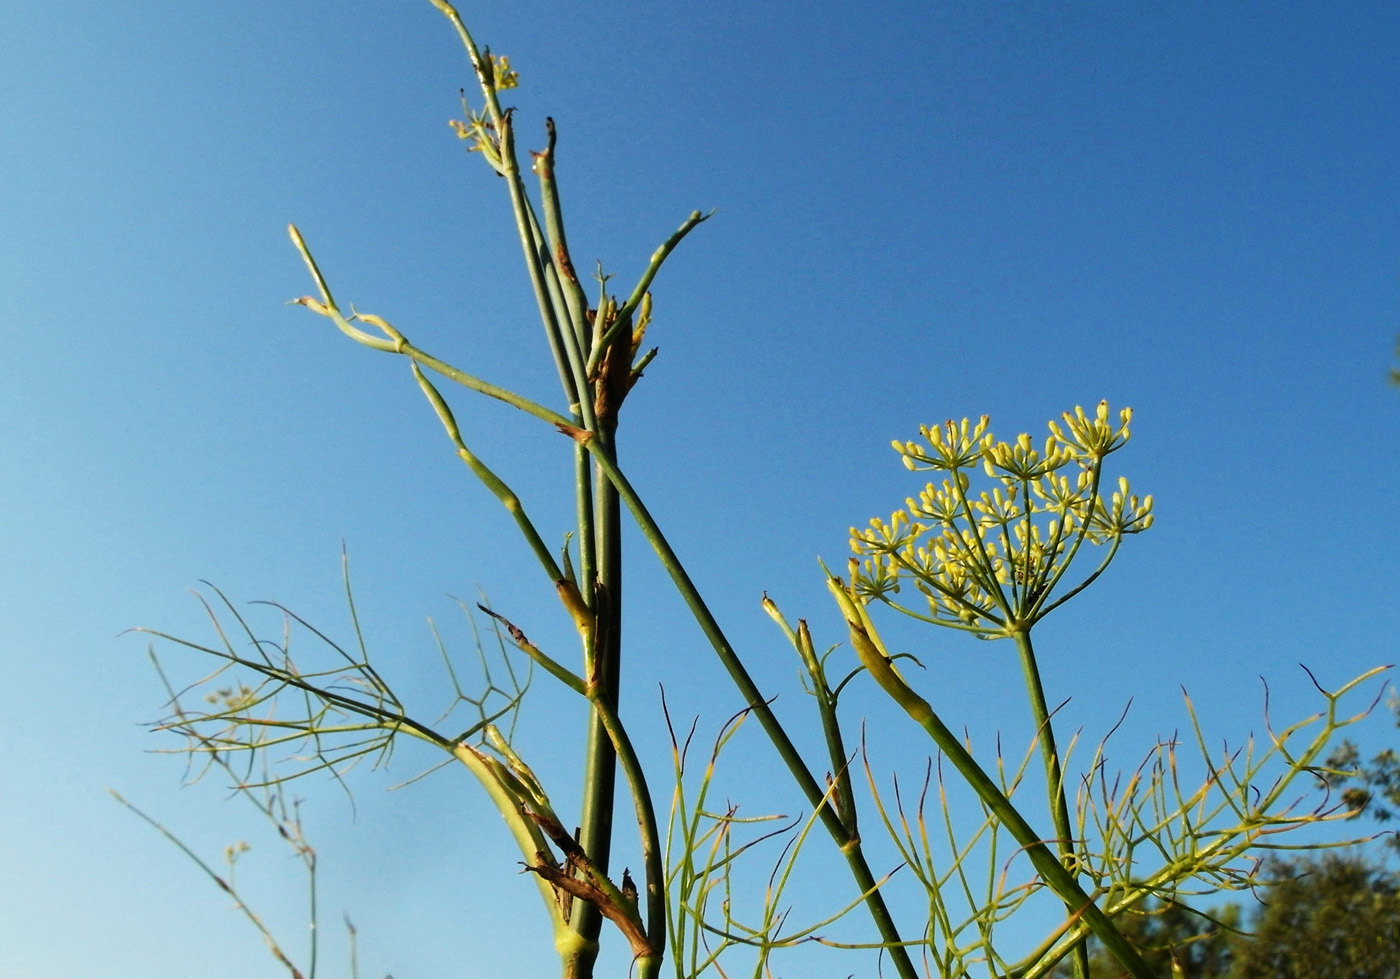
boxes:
[586,210,711,375]
[536,117,593,359]
[286,224,572,429]
[829,578,1157,979]
[572,430,921,979]
[409,362,564,583]
[112,792,309,979]
[475,604,587,696]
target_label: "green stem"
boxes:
[537,117,594,357]
[524,186,595,429]
[1033,536,1120,621]
[430,1,583,416]
[950,464,1014,620]
[494,109,581,411]
[832,587,1155,979]
[287,223,575,431]
[581,438,921,979]
[586,210,710,375]
[1029,464,1105,617]
[573,432,623,964]
[574,447,597,604]
[396,340,570,426]
[762,601,858,834]
[410,364,564,583]
[532,120,617,978]
[588,674,666,964]
[1012,628,1089,979]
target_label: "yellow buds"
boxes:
[1100,477,1154,535]
[489,54,519,90]
[854,402,1152,628]
[450,92,506,173]
[972,485,1023,524]
[850,509,920,556]
[1048,400,1132,460]
[630,292,652,355]
[907,477,962,523]
[1030,471,1088,517]
[982,430,1074,481]
[896,415,992,471]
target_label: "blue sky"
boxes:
[3,2,1399,977]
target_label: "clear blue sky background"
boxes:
[3,2,1399,977]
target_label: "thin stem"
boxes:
[286,224,574,430]
[537,117,594,357]
[428,1,581,408]
[1012,628,1088,979]
[1028,464,1105,618]
[524,185,594,427]
[1033,536,1120,621]
[579,435,921,979]
[588,679,666,965]
[112,791,308,979]
[830,592,1155,979]
[762,600,857,834]
[586,210,711,375]
[475,604,587,696]
[574,446,597,605]
[493,108,580,406]
[949,464,1014,621]
[410,363,564,584]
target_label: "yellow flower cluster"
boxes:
[850,403,1152,634]
[489,54,519,90]
[448,57,519,173]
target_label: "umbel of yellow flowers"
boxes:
[849,401,1153,637]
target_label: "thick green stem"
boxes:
[572,433,623,967]
[587,669,666,965]
[1012,630,1074,858]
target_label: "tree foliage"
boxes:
[1053,896,1235,979]
[1058,854,1400,979]
[1327,693,1400,852]
[1233,855,1400,979]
